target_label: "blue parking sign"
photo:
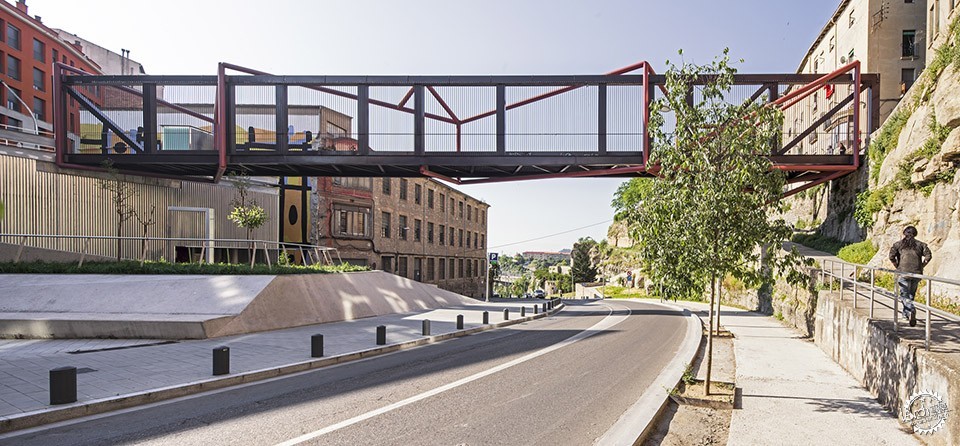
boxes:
[489,252,499,264]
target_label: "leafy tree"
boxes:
[97,160,138,262]
[228,173,269,256]
[571,236,598,283]
[511,275,531,296]
[612,178,655,221]
[630,50,807,395]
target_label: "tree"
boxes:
[511,275,531,297]
[612,178,655,221]
[589,239,614,285]
[629,49,806,395]
[571,236,598,283]
[97,161,137,262]
[228,173,269,262]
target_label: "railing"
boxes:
[819,258,960,351]
[0,233,341,270]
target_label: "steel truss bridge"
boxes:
[52,61,878,196]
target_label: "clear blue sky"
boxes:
[28,0,838,254]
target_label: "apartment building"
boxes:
[927,0,958,61]
[313,176,490,298]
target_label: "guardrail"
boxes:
[819,258,960,351]
[0,233,341,269]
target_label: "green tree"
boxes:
[228,173,269,256]
[571,237,598,283]
[511,275,531,297]
[612,178,655,221]
[630,50,806,395]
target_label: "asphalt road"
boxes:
[1,300,690,446]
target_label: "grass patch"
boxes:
[601,285,648,299]
[791,232,847,256]
[0,260,368,275]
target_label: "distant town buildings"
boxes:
[521,251,570,262]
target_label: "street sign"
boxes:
[489,252,499,264]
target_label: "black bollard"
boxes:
[311,334,324,358]
[503,308,509,320]
[213,346,230,376]
[376,325,387,345]
[483,311,489,324]
[457,314,464,330]
[521,307,526,317]
[49,366,77,405]
[534,305,539,314]
[422,319,431,336]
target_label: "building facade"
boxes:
[521,251,570,263]
[312,176,490,298]
[927,0,958,63]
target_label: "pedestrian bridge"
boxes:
[53,61,877,195]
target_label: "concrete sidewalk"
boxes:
[658,299,918,446]
[0,298,558,433]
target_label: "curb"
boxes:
[0,301,565,434]
[595,300,703,446]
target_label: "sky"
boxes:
[24,0,839,255]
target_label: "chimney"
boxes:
[16,0,27,14]
[34,15,41,23]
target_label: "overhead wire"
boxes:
[487,219,614,249]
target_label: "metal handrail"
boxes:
[818,257,960,351]
[0,233,342,268]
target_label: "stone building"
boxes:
[313,176,490,298]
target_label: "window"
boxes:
[334,204,371,238]
[32,39,44,62]
[450,198,455,215]
[414,183,422,204]
[449,258,456,279]
[901,68,916,94]
[398,257,408,277]
[829,36,835,52]
[439,225,445,245]
[459,259,464,278]
[474,232,478,249]
[400,179,408,200]
[428,189,434,208]
[381,211,391,238]
[459,229,464,247]
[449,227,454,246]
[399,215,408,240]
[381,256,393,273]
[52,49,58,64]
[427,258,435,281]
[467,205,472,221]
[474,259,479,277]
[902,30,917,57]
[6,86,20,112]
[481,210,485,225]
[427,222,434,243]
[439,258,446,280]
[414,219,422,241]
[382,178,391,195]
[331,177,371,190]
[440,193,446,212]
[848,9,855,27]
[32,97,44,121]
[413,258,422,281]
[481,234,485,248]
[6,54,20,80]
[6,24,19,50]
[33,67,44,91]
[466,259,472,278]
[459,201,464,218]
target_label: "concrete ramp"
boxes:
[0,271,477,339]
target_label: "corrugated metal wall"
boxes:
[0,152,279,261]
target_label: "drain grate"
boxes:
[67,340,178,355]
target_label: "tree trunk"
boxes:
[716,281,722,335]
[116,222,122,262]
[706,272,715,396]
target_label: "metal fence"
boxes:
[0,233,341,269]
[819,258,960,350]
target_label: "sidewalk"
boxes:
[659,299,918,445]
[0,299,556,433]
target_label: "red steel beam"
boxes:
[781,170,848,199]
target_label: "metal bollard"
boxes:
[213,346,230,376]
[49,366,77,405]
[457,314,464,330]
[521,307,526,317]
[311,334,324,358]
[503,308,509,320]
[534,305,539,314]
[422,319,431,336]
[376,325,387,345]
[483,311,489,324]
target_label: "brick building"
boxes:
[313,176,490,298]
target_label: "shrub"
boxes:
[791,233,846,255]
[837,241,877,264]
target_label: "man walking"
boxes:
[888,226,932,327]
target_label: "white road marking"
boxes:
[275,302,631,446]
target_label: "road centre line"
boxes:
[275,302,631,446]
